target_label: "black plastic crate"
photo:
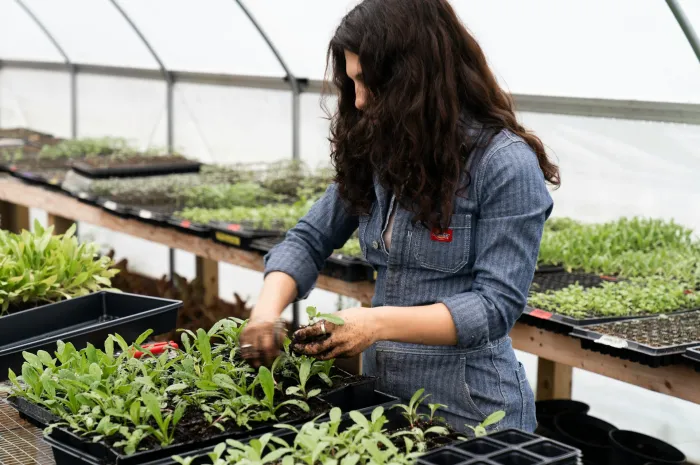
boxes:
[167,216,211,237]
[210,221,283,251]
[419,430,580,465]
[9,167,66,191]
[572,312,700,367]
[0,291,181,379]
[684,346,700,372]
[70,159,202,179]
[8,396,61,429]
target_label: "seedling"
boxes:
[465,410,506,438]
[305,306,345,326]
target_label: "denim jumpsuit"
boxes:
[264,125,553,432]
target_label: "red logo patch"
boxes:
[430,228,453,242]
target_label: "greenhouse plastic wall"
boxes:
[3,0,700,461]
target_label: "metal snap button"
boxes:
[372,241,379,249]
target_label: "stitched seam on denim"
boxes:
[475,138,528,205]
[461,356,488,419]
[375,336,508,356]
[490,344,507,420]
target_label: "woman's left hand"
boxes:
[292,307,380,360]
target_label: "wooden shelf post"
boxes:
[195,256,220,308]
[47,213,74,235]
[536,358,573,400]
[0,200,30,233]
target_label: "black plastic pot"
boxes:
[609,430,686,465]
[0,291,181,379]
[553,413,617,465]
[535,400,590,439]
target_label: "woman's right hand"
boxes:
[239,317,287,368]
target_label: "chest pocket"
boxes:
[411,214,473,273]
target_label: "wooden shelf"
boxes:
[1,176,698,407]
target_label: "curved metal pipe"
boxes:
[14,0,77,137]
[108,0,174,153]
[234,0,301,160]
[666,0,700,64]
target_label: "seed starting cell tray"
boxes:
[70,159,202,179]
[418,429,580,465]
[571,311,700,367]
[684,346,700,372]
[0,292,181,379]
[210,221,284,251]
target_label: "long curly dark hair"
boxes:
[325,0,560,228]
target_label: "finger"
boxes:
[249,330,265,368]
[293,321,336,342]
[261,329,277,366]
[293,335,337,356]
[316,344,348,361]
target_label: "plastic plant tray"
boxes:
[43,389,399,465]
[210,221,284,251]
[571,312,700,367]
[167,216,211,237]
[0,291,181,380]
[70,159,202,179]
[684,346,700,372]
[9,167,66,190]
[96,197,132,217]
[418,430,581,465]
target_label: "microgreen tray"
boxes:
[571,311,700,367]
[210,221,284,251]
[684,346,700,372]
[9,167,66,191]
[418,430,580,465]
[0,292,181,380]
[70,159,202,179]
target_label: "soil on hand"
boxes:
[291,329,330,351]
[587,311,700,348]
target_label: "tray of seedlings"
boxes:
[7,313,396,465]
[114,391,578,465]
[0,221,180,378]
[684,346,700,372]
[523,217,700,334]
[0,128,60,172]
[70,150,202,179]
[571,310,700,367]
[7,137,128,189]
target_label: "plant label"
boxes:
[103,201,118,211]
[139,210,153,220]
[596,335,628,349]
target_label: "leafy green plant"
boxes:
[465,410,506,438]
[176,198,315,230]
[39,137,132,159]
[305,306,345,326]
[529,277,699,318]
[392,388,431,427]
[0,220,119,314]
[182,183,283,209]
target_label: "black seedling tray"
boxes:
[70,159,202,179]
[122,203,177,226]
[418,430,580,465]
[96,197,132,217]
[684,346,700,372]
[167,216,211,237]
[118,391,401,465]
[249,235,284,255]
[45,397,335,465]
[8,396,61,428]
[572,312,700,367]
[9,167,65,191]
[0,291,181,379]
[521,271,627,334]
[210,221,283,251]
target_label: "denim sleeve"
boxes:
[264,183,359,300]
[441,136,553,348]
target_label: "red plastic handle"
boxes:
[131,341,179,359]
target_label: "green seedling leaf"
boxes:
[257,366,275,405]
[481,410,506,427]
[318,313,345,325]
[349,410,370,429]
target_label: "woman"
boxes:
[240,0,559,432]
